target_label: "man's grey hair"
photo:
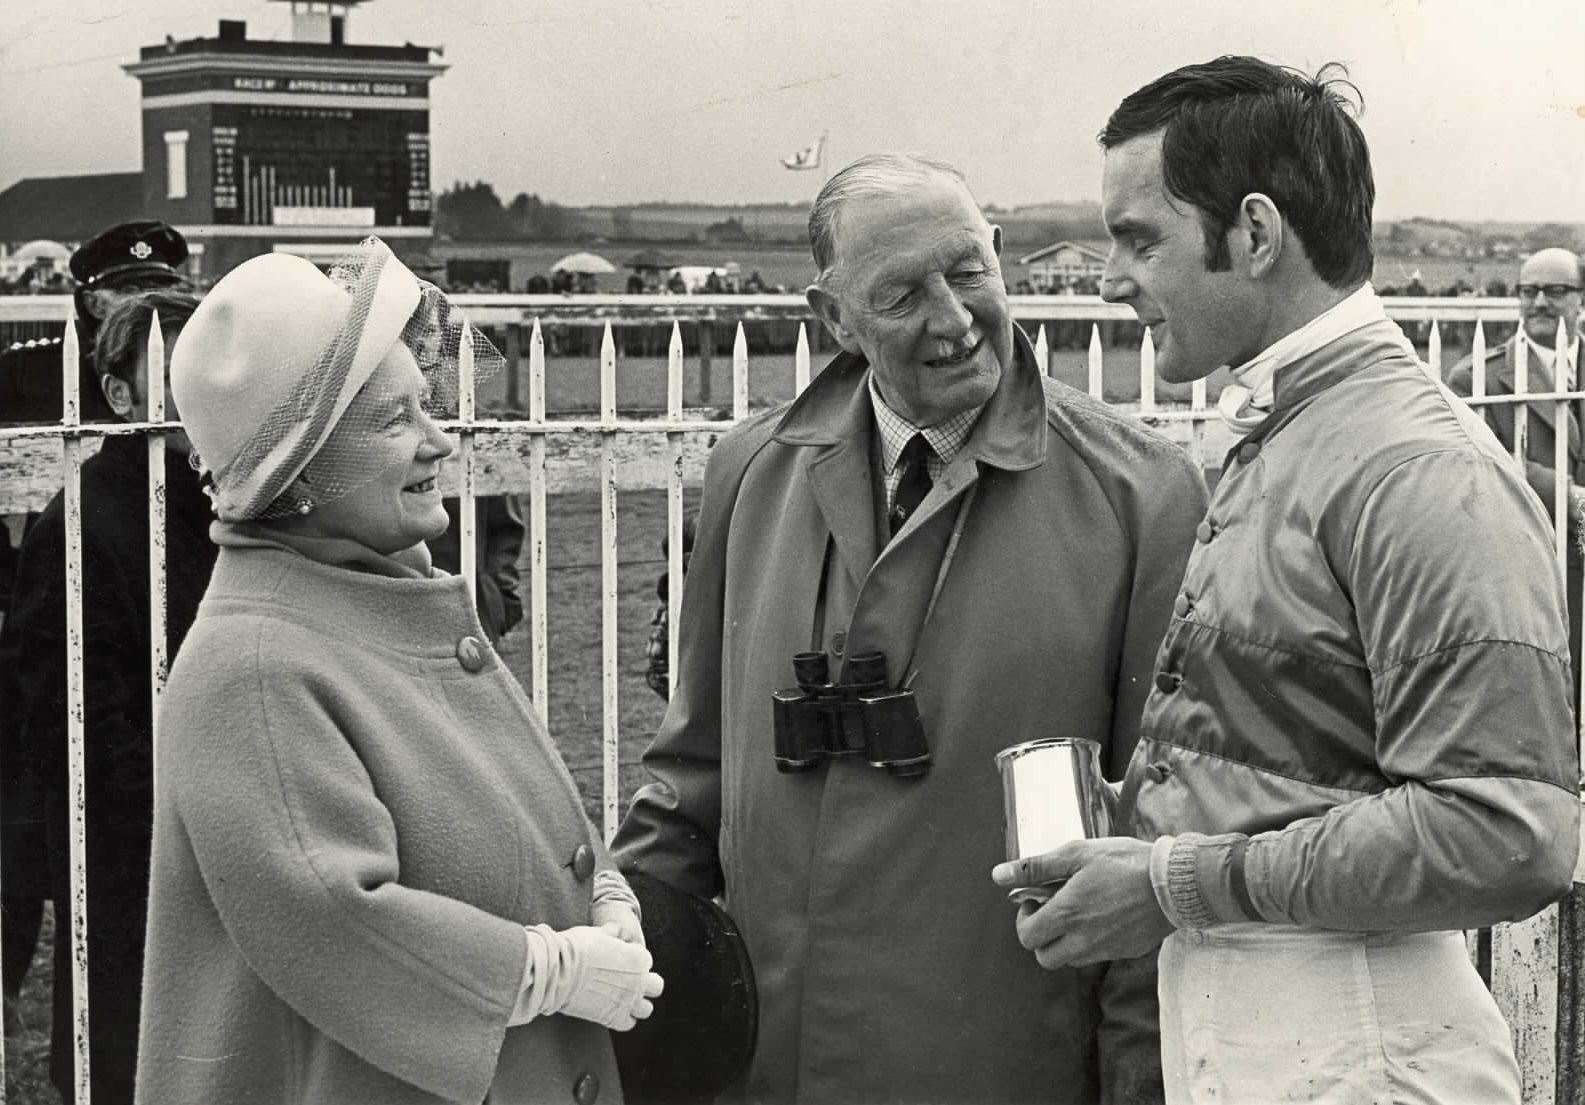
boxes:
[808,153,975,284]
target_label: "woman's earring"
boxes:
[295,497,314,516]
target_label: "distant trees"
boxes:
[435,181,573,240]
[1524,222,1582,252]
[705,215,751,243]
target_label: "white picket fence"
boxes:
[0,294,1581,1104]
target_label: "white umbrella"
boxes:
[551,251,617,275]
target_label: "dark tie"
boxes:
[889,434,934,538]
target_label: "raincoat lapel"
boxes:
[774,357,880,589]
[805,435,879,590]
[846,327,1049,684]
[1498,337,1569,439]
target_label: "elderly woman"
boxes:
[137,241,660,1105]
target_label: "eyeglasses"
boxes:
[1518,284,1582,300]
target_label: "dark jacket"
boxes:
[427,495,526,644]
[0,434,216,1104]
[614,329,1207,1104]
[1447,334,1585,696]
[0,330,117,424]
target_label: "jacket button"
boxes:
[571,844,596,881]
[831,630,846,657]
[573,1072,600,1104]
[1146,761,1173,784]
[455,635,487,672]
[1238,442,1261,465]
[1173,594,1193,618]
[1195,520,1215,544]
[1154,671,1182,694]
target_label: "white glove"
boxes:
[591,870,645,946]
[591,897,645,946]
[513,924,664,1031]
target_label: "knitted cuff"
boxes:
[1147,835,1180,926]
[1150,833,1264,930]
[1166,830,1223,925]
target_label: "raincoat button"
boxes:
[573,1072,601,1104]
[1195,520,1215,544]
[1154,671,1182,694]
[1238,442,1261,465]
[571,844,596,881]
[455,635,487,672]
[1173,594,1193,618]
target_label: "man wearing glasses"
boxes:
[1450,246,1584,692]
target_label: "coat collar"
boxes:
[1230,319,1420,462]
[1267,318,1419,415]
[773,325,1048,585]
[205,543,485,658]
[771,324,1048,473]
[1494,333,1577,394]
[1491,334,1581,448]
[96,433,214,535]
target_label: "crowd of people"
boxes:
[0,53,1581,1105]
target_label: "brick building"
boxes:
[0,1,446,281]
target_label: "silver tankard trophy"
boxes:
[996,737,1113,903]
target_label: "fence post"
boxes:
[61,301,94,1104]
[598,322,620,842]
[527,319,549,726]
[1559,887,1585,1105]
[666,323,685,700]
[458,321,478,612]
[1495,905,1561,1103]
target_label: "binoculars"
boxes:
[772,650,931,778]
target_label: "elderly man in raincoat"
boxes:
[615,152,1207,1105]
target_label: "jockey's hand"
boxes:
[992,837,1173,969]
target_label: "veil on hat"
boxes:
[197,237,504,521]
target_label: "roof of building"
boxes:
[1016,239,1110,265]
[12,239,72,261]
[0,173,146,244]
[136,33,434,65]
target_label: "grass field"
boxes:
[429,237,1525,298]
[470,319,1498,420]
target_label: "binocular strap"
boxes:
[895,483,979,691]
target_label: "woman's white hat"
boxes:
[172,241,421,520]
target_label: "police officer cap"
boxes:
[69,220,188,289]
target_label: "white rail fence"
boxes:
[1,295,1582,1104]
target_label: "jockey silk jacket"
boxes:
[1125,319,1581,931]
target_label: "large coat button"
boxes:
[1195,520,1216,544]
[1238,442,1261,465]
[1154,671,1182,694]
[571,844,596,881]
[573,1072,600,1104]
[455,635,487,672]
[1173,594,1193,618]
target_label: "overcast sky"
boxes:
[3,0,1582,221]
